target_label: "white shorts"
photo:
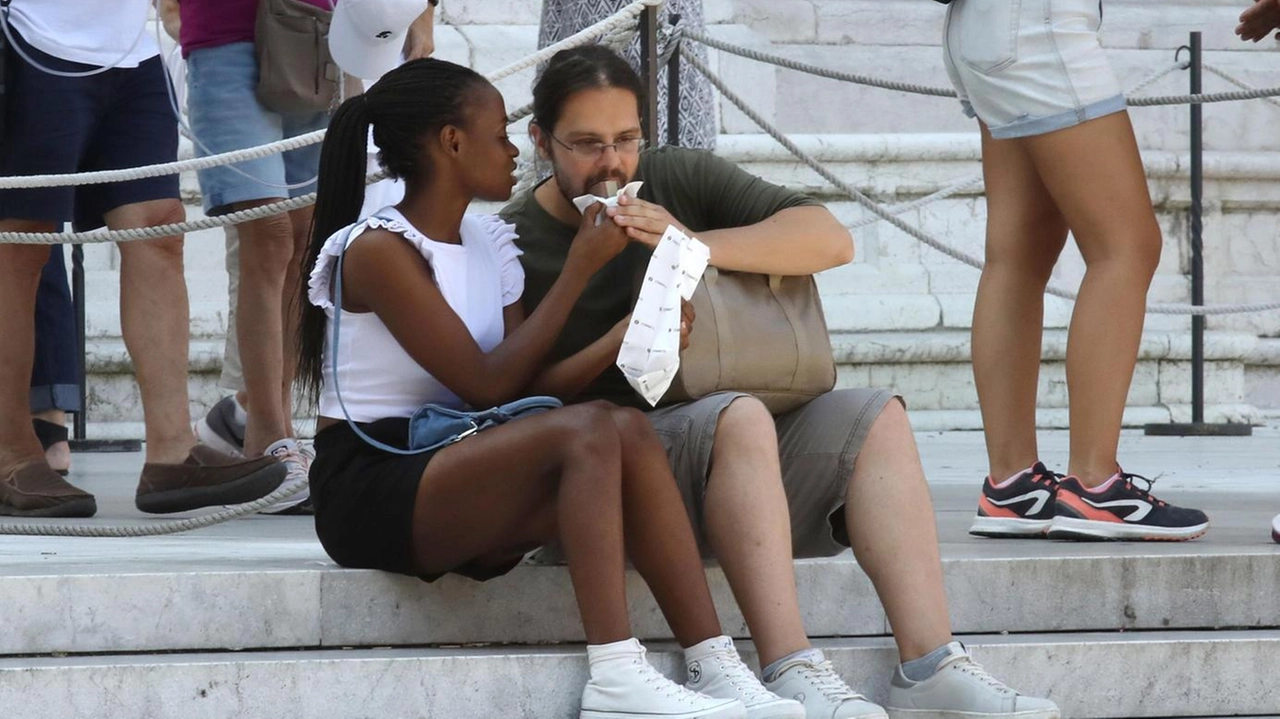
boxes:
[943,0,1126,139]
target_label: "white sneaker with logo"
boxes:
[684,636,804,719]
[885,642,1059,719]
[260,438,311,515]
[763,650,887,719]
[581,637,746,719]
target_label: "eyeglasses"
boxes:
[548,132,647,159]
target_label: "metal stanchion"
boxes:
[639,3,660,147]
[1145,32,1251,437]
[666,14,682,147]
[69,243,142,453]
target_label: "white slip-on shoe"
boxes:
[581,638,746,719]
[763,650,887,719]
[885,642,1059,719]
[684,636,804,719]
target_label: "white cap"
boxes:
[329,0,429,81]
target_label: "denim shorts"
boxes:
[943,0,1126,139]
[185,42,328,215]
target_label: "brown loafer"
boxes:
[0,461,97,517]
[135,443,287,514]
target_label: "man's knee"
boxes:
[713,396,776,451]
[0,240,59,276]
[863,397,913,450]
[236,210,297,272]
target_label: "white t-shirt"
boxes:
[6,0,158,68]
[309,208,525,422]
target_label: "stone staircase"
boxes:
[72,0,1280,433]
[2,439,1277,718]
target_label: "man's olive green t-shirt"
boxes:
[500,146,821,408]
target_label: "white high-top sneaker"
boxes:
[885,642,1059,719]
[581,638,746,719]
[684,636,804,719]
[764,649,887,719]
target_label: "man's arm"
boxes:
[1238,0,1280,42]
[609,196,853,275]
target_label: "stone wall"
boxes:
[72,0,1280,433]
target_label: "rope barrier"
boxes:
[684,50,1280,317]
[0,480,309,537]
[0,0,656,194]
[683,30,1280,108]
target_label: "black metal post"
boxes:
[1145,32,1250,437]
[638,3,660,147]
[666,14,683,147]
[68,243,142,453]
[1189,31,1206,424]
[72,244,86,441]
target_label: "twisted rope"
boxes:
[684,50,1280,316]
[0,480,309,537]
[0,1,652,245]
[684,31,1280,108]
[1203,63,1280,112]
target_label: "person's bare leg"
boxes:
[972,122,1070,481]
[611,406,724,647]
[232,204,295,456]
[411,402,635,643]
[0,232,56,473]
[279,206,313,434]
[698,397,810,664]
[1022,112,1162,486]
[844,401,952,661]
[108,200,197,465]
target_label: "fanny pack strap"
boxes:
[329,213,430,456]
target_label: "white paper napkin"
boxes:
[572,181,644,224]
[617,226,711,405]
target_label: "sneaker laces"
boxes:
[269,445,311,485]
[632,656,706,705]
[798,659,869,703]
[1116,471,1167,507]
[711,652,774,703]
[938,654,1015,696]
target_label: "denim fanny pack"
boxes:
[329,214,562,456]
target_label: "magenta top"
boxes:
[180,0,335,57]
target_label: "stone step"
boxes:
[75,329,1262,430]
[4,457,1276,658]
[1,631,1276,719]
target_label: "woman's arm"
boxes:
[341,208,628,409]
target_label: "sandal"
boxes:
[32,418,71,476]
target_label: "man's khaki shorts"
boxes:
[647,388,897,558]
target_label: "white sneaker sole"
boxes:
[581,700,745,719]
[887,707,1059,719]
[1047,516,1208,541]
[193,420,245,459]
[969,516,1051,538]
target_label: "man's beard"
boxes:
[551,160,633,205]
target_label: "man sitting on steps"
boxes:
[501,45,1060,719]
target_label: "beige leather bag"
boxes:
[660,267,837,415]
[254,0,353,114]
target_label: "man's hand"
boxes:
[1238,0,1280,42]
[403,6,436,60]
[607,194,690,248]
[679,299,695,351]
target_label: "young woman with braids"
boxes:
[295,57,780,719]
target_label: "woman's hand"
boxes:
[1238,0,1280,42]
[565,203,630,278]
[679,299,695,351]
[607,194,690,248]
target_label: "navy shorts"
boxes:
[0,29,179,229]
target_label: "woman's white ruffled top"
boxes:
[310,207,524,422]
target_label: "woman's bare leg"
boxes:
[1022,112,1162,486]
[972,122,1070,482]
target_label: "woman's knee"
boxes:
[862,398,914,453]
[236,212,296,273]
[554,401,623,460]
[714,395,775,447]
